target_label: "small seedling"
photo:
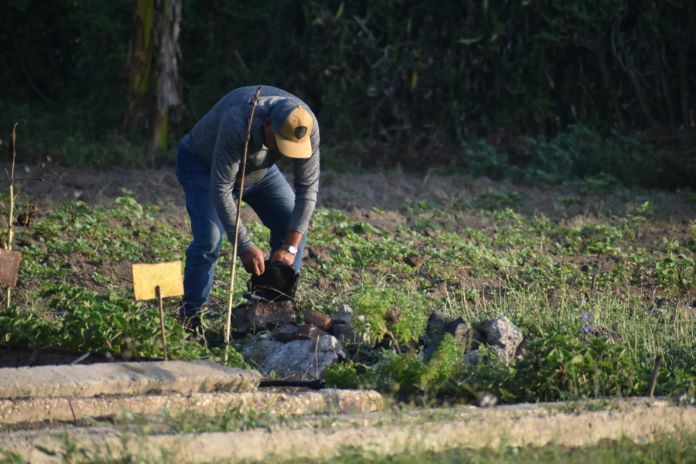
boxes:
[131,261,184,360]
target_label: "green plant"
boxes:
[350,286,428,346]
[323,362,360,389]
[510,333,647,401]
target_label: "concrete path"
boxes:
[0,361,261,399]
[0,398,693,463]
[0,389,383,425]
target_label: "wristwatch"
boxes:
[281,244,298,255]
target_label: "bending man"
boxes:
[175,85,320,326]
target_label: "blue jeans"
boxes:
[175,144,306,316]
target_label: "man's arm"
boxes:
[271,132,320,266]
[210,120,265,275]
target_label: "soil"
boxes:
[5,162,696,228]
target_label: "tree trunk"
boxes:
[124,0,182,165]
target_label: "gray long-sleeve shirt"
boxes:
[181,85,320,253]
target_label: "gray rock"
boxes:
[444,318,473,345]
[242,334,346,380]
[481,316,523,361]
[232,300,296,334]
[425,310,450,345]
[273,324,326,343]
[330,305,356,343]
[424,314,472,361]
[331,323,356,344]
[331,305,353,325]
[463,346,508,365]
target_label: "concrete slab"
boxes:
[0,398,693,463]
[0,389,383,425]
[0,360,261,399]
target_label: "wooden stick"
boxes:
[223,86,262,364]
[5,123,19,309]
[648,355,662,397]
[156,285,169,361]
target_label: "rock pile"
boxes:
[232,281,522,379]
[424,311,523,365]
[234,300,348,380]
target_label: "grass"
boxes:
[286,432,696,464]
[0,169,694,401]
[2,410,694,463]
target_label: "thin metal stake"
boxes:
[156,285,169,361]
[223,86,262,364]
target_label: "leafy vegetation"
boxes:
[0,195,246,366]
[1,1,695,187]
[1,174,693,404]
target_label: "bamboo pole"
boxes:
[155,285,169,361]
[223,86,262,364]
[5,123,18,309]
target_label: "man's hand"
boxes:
[240,245,265,276]
[270,248,295,266]
[271,230,303,267]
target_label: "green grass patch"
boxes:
[286,432,696,464]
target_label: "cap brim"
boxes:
[275,133,312,159]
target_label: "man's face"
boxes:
[263,118,279,153]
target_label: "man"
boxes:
[175,85,320,325]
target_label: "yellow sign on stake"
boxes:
[132,262,184,301]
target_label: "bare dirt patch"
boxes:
[5,163,695,226]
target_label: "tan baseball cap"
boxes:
[270,100,314,159]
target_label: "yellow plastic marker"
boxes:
[131,261,184,361]
[132,262,184,301]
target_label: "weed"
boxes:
[472,190,522,211]
[324,362,361,389]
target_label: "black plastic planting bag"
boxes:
[248,261,299,301]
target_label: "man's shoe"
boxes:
[178,313,201,334]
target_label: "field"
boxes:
[1,162,694,400]
[0,162,694,461]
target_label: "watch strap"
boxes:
[282,244,298,255]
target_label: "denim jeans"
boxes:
[175,144,306,316]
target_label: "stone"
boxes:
[481,316,523,361]
[331,323,355,344]
[424,313,473,361]
[273,324,325,343]
[443,317,473,345]
[0,361,261,399]
[463,346,508,365]
[242,334,346,380]
[2,398,693,462]
[425,310,451,345]
[0,389,384,425]
[304,310,333,331]
[331,305,353,325]
[232,300,296,334]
